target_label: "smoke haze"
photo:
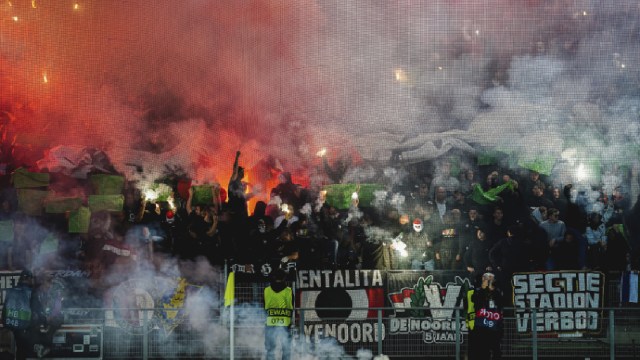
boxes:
[2,0,639,186]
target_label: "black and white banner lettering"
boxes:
[296,270,386,346]
[386,271,472,345]
[512,271,604,335]
[0,270,22,313]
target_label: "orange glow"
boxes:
[244,169,254,215]
[42,71,48,83]
[394,68,408,82]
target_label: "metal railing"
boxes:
[30,305,638,359]
[295,306,640,359]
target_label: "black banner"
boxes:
[386,271,472,344]
[512,271,604,335]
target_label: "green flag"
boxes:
[69,207,91,233]
[477,151,500,166]
[517,157,555,176]
[0,220,14,243]
[323,184,385,209]
[39,233,59,255]
[192,185,213,205]
[12,168,50,188]
[89,195,124,212]
[470,181,515,205]
[144,183,173,202]
[17,189,49,216]
[45,197,83,213]
[90,174,124,195]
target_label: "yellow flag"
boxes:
[224,272,235,307]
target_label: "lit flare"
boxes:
[391,234,408,258]
[576,163,587,182]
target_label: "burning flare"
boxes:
[576,163,587,182]
[391,234,408,258]
[394,68,408,82]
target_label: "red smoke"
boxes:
[0,0,346,197]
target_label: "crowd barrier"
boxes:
[1,269,638,359]
[14,304,636,359]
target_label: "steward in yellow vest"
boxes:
[265,286,293,327]
[264,269,293,360]
[466,289,475,331]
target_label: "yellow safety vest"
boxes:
[466,289,475,330]
[264,286,293,327]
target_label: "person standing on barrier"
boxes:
[264,269,293,360]
[471,272,503,360]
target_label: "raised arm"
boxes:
[206,211,219,237]
[186,186,194,215]
[231,150,241,182]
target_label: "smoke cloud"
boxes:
[5,2,640,357]
[2,0,640,187]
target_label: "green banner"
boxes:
[517,157,555,176]
[45,197,83,213]
[39,233,59,255]
[90,174,124,195]
[12,168,50,188]
[17,189,49,216]
[145,183,174,202]
[477,151,501,166]
[0,220,14,243]
[68,207,91,233]
[470,181,515,205]
[323,184,385,209]
[88,195,124,212]
[192,185,213,205]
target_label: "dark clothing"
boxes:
[485,221,509,245]
[451,199,471,218]
[460,219,482,264]
[471,286,504,326]
[227,178,248,218]
[190,217,222,264]
[563,188,588,232]
[552,236,580,270]
[522,225,550,271]
[551,197,568,220]
[465,238,493,275]
[319,212,342,244]
[470,286,504,360]
[2,282,48,360]
[605,225,631,272]
[405,230,433,263]
[472,327,502,360]
[271,173,298,207]
[489,236,527,290]
[526,195,553,210]
[276,239,299,260]
[520,177,548,204]
[435,226,461,270]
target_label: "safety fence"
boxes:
[298,306,640,359]
[22,304,640,359]
[2,269,638,359]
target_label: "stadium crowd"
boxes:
[1,150,639,296]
